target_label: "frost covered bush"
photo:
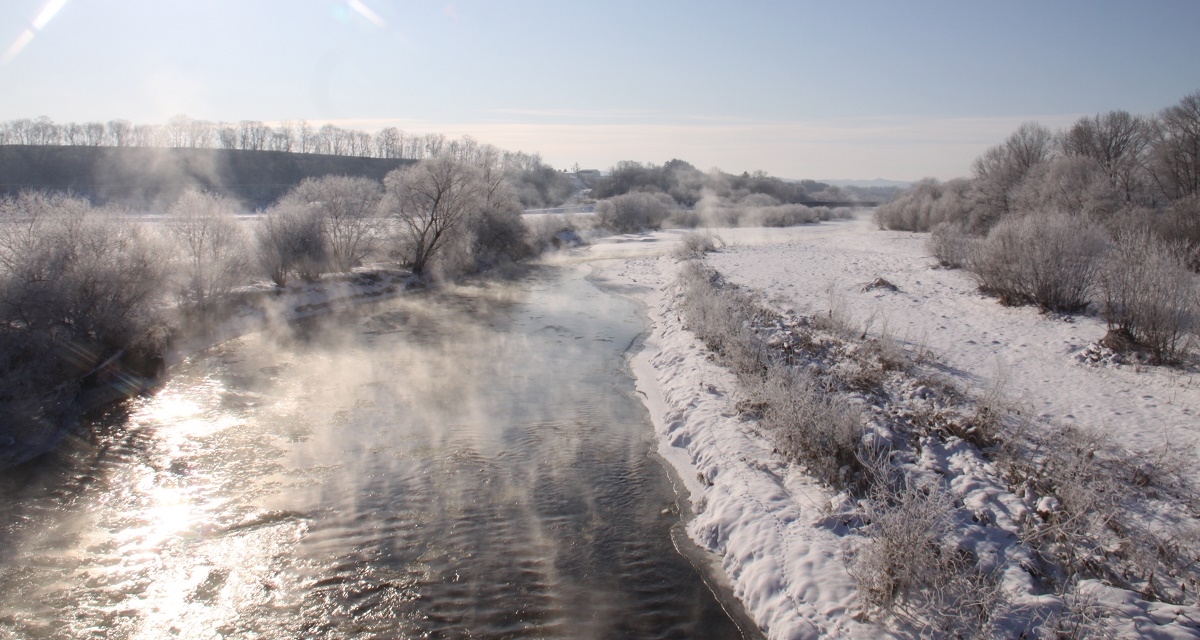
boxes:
[738,202,820,227]
[753,363,868,489]
[970,212,1107,312]
[676,261,767,379]
[999,422,1200,603]
[0,193,169,358]
[874,178,942,231]
[470,201,534,265]
[927,221,976,269]
[672,230,723,259]
[847,475,1008,635]
[875,178,978,233]
[595,192,676,233]
[256,200,327,285]
[1099,229,1197,363]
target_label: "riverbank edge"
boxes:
[584,260,768,640]
[595,254,880,640]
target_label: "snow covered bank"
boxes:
[585,217,1200,639]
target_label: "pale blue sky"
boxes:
[3,0,1199,179]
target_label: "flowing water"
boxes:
[0,264,748,639]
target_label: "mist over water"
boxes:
[0,263,745,639]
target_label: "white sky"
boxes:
[2,0,1198,180]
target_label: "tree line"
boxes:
[0,115,578,209]
[875,90,1200,364]
[0,114,546,165]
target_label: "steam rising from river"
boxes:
[0,264,744,638]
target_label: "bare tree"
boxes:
[380,156,485,275]
[166,114,190,147]
[237,120,270,151]
[64,122,85,145]
[107,119,132,146]
[165,191,250,314]
[217,124,238,150]
[83,122,106,146]
[187,119,215,148]
[133,124,163,147]
[8,119,34,145]
[298,120,313,153]
[375,127,403,158]
[30,116,60,145]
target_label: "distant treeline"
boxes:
[588,158,896,206]
[1,115,491,160]
[0,116,575,209]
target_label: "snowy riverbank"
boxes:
[585,216,1200,639]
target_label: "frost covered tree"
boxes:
[165,191,249,314]
[1148,90,1200,201]
[970,122,1055,230]
[1060,110,1150,203]
[277,176,382,273]
[379,156,485,275]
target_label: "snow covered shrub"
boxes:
[1098,229,1197,363]
[1155,195,1200,272]
[998,422,1200,603]
[595,192,676,233]
[874,178,944,231]
[876,178,983,233]
[847,475,1008,634]
[927,221,976,269]
[672,230,723,259]
[739,203,820,227]
[279,176,383,273]
[677,261,768,379]
[257,201,328,285]
[970,212,1107,312]
[754,363,868,489]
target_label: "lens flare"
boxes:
[347,0,385,28]
[2,0,69,64]
[32,0,68,30]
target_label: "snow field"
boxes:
[586,216,1200,639]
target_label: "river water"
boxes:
[0,264,748,639]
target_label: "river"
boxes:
[0,263,749,639]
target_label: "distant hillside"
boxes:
[0,145,415,210]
